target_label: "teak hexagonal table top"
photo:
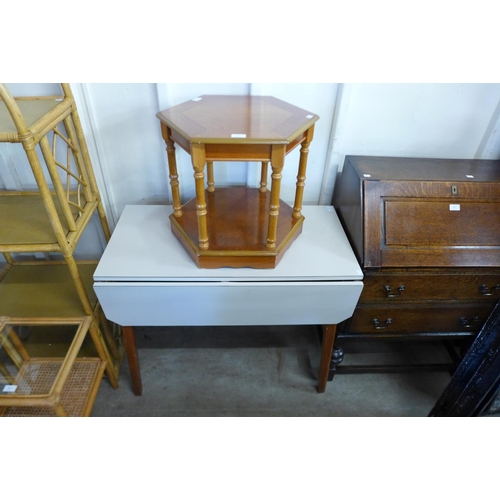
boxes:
[156,95,319,269]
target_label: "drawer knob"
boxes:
[479,284,500,296]
[372,318,392,330]
[384,285,405,298]
[460,316,481,329]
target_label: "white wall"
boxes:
[319,83,500,202]
[79,83,339,221]
[2,82,500,260]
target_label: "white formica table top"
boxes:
[94,205,363,283]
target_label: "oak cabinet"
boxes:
[333,155,500,345]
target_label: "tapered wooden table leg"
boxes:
[122,326,142,396]
[318,324,337,393]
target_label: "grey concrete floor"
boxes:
[91,325,462,417]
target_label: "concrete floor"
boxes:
[91,325,461,417]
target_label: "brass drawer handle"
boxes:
[460,316,480,329]
[372,318,392,330]
[384,285,405,298]
[479,284,500,296]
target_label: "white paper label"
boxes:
[363,174,371,178]
[192,97,202,101]
[231,133,246,138]
[2,385,17,393]
[466,175,474,178]
[449,204,461,211]
[306,114,313,118]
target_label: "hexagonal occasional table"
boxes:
[157,95,319,269]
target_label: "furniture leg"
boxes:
[161,123,182,217]
[317,323,338,393]
[122,326,142,396]
[64,254,119,389]
[260,161,269,193]
[191,143,209,250]
[96,200,112,241]
[266,145,285,249]
[328,346,344,381]
[293,125,314,218]
[207,161,215,192]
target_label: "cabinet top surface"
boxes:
[94,205,362,282]
[346,155,500,182]
[156,95,319,144]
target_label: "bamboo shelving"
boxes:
[0,83,123,415]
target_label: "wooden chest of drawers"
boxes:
[333,155,500,346]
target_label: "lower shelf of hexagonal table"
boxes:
[0,358,106,417]
[169,187,304,269]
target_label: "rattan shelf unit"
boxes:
[0,316,106,417]
[0,83,123,396]
[0,260,122,372]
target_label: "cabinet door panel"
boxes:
[384,200,500,247]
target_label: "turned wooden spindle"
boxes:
[266,145,285,250]
[207,161,215,192]
[293,125,314,219]
[161,123,182,217]
[259,161,269,193]
[191,143,209,250]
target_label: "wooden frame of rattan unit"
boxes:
[0,83,120,388]
[0,315,106,417]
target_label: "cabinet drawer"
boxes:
[347,304,494,334]
[360,270,500,302]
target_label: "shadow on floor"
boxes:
[92,325,463,417]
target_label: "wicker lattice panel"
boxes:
[1,358,102,417]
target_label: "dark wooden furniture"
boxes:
[331,155,500,377]
[156,95,319,269]
[429,300,500,417]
